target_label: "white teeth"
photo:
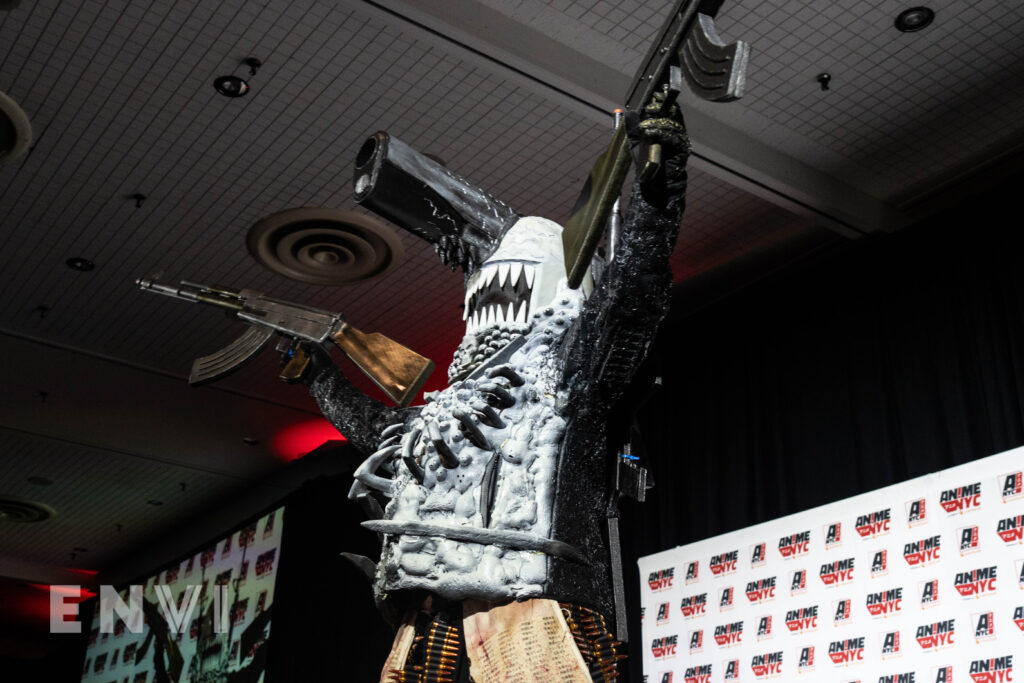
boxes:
[462,303,468,321]
[498,263,510,288]
[506,302,516,323]
[517,301,528,323]
[495,304,505,324]
[524,265,535,289]
[485,266,498,289]
[486,306,494,326]
[509,262,523,289]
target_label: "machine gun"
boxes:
[137,279,434,407]
[562,0,750,288]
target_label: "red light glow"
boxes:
[270,419,346,461]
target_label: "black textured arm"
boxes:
[308,366,404,454]
[563,176,686,408]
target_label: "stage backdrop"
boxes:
[638,446,1024,683]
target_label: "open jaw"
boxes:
[463,260,536,334]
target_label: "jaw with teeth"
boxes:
[448,216,589,382]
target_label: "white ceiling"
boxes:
[0,0,1021,591]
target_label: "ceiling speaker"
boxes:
[0,89,32,164]
[247,207,404,285]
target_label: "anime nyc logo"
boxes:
[855,509,891,538]
[790,569,807,595]
[750,651,783,679]
[685,561,700,585]
[871,550,889,578]
[969,655,1014,683]
[825,522,843,550]
[866,587,903,618]
[973,611,995,643]
[832,598,853,626]
[745,576,777,604]
[996,514,1024,544]
[719,586,735,611]
[828,636,865,665]
[820,558,855,586]
[680,593,707,619]
[689,628,704,654]
[796,646,815,673]
[940,482,981,515]
[656,601,671,626]
[903,535,942,567]
[954,566,998,598]
[880,630,902,660]
[784,605,818,634]
[906,497,927,527]
[915,619,955,651]
[649,567,675,592]
[778,531,810,559]
[684,664,712,683]
[723,659,741,681]
[1015,605,1024,632]
[756,615,773,641]
[919,579,941,609]
[932,666,954,683]
[710,550,739,576]
[1000,470,1023,503]
[958,525,981,556]
[713,621,743,647]
[878,673,916,683]
[750,542,767,568]
[651,634,678,660]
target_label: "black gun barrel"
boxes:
[352,132,519,271]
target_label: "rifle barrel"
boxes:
[137,278,244,311]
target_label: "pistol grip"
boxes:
[279,346,312,384]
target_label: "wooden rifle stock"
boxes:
[332,323,435,408]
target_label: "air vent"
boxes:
[0,89,33,164]
[247,207,403,285]
[0,496,56,523]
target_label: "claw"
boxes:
[352,444,399,497]
[381,422,405,438]
[486,365,524,386]
[427,420,459,468]
[478,381,515,408]
[470,399,504,428]
[402,427,425,483]
[453,409,489,450]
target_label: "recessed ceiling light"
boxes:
[242,436,260,446]
[66,257,94,271]
[895,7,935,32]
[213,75,250,97]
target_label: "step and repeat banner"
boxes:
[638,446,1024,683]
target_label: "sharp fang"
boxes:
[524,265,536,289]
[495,304,505,324]
[509,262,523,288]
[517,300,528,323]
[498,263,510,288]
[485,265,498,289]
[486,306,495,327]
[506,302,516,324]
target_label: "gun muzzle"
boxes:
[137,278,244,310]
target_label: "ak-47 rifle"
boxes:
[137,279,434,407]
[562,0,750,288]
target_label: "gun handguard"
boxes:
[136,278,434,407]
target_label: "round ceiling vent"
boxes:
[247,207,404,285]
[0,496,56,523]
[0,89,33,164]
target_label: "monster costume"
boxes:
[308,105,688,681]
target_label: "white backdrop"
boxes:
[638,446,1024,683]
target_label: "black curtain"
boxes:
[267,466,393,682]
[620,172,1024,680]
